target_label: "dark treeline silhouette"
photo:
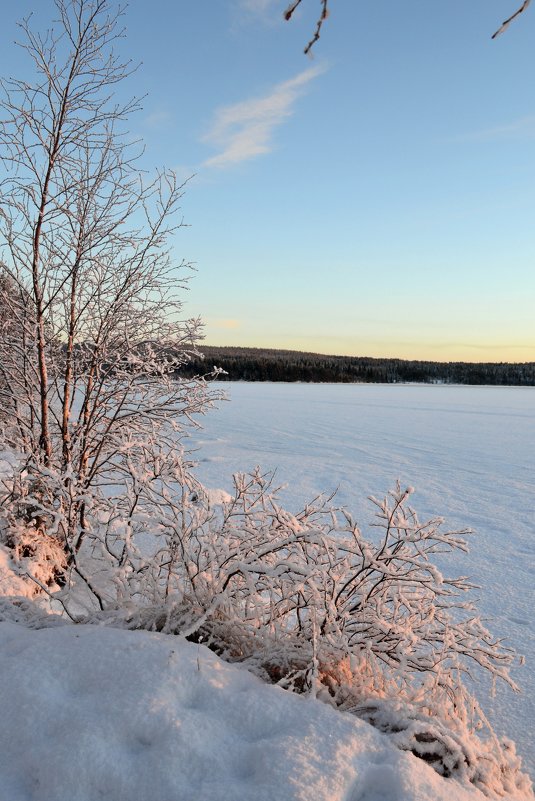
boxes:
[179,346,535,386]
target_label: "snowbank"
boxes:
[0,621,530,801]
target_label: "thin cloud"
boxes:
[201,65,326,168]
[237,0,279,15]
[452,342,534,352]
[211,318,242,330]
[232,0,281,27]
[458,114,535,142]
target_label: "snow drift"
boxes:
[0,620,530,801]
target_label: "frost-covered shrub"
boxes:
[349,697,531,797]
[52,469,535,792]
[1,458,530,797]
[0,464,68,594]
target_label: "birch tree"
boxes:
[0,0,213,596]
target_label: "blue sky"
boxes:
[1,1,534,361]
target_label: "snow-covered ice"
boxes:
[0,621,527,801]
[191,382,535,777]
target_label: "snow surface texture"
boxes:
[191,383,535,777]
[0,621,526,801]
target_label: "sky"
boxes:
[0,0,534,362]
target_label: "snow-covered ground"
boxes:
[0,620,529,801]
[1,382,533,799]
[191,382,535,777]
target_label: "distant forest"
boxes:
[179,346,535,386]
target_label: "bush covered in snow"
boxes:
[2,464,530,797]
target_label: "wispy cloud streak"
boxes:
[201,65,326,168]
[459,114,535,142]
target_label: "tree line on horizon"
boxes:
[181,345,535,386]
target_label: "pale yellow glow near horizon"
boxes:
[204,331,535,364]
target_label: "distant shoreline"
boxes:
[177,345,535,387]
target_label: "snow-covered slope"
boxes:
[0,621,526,801]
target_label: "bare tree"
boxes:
[0,0,213,595]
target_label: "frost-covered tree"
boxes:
[0,0,214,597]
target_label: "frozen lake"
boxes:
[191,382,534,776]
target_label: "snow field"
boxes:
[0,622,512,801]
